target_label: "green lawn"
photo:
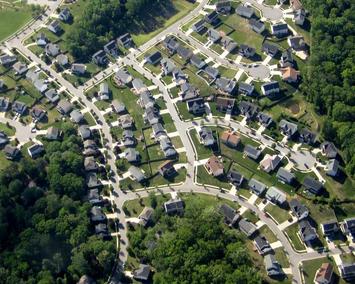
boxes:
[301,257,335,284]
[259,225,278,243]
[242,209,259,224]
[264,203,291,224]
[0,122,15,136]
[274,248,289,268]
[284,223,306,251]
[196,165,232,190]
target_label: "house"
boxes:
[299,128,316,145]
[244,144,262,160]
[254,235,273,255]
[78,125,92,140]
[124,148,140,163]
[238,101,258,119]
[238,82,255,96]
[164,198,184,214]
[204,66,219,80]
[122,130,136,147]
[271,22,289,37]
[257,112,273,128]
[86,172,101,188]
[321,142,337,159]
[13,62,28,75]
[58,7,71,22]
[262,42,279,57]
[84,156,98,172]
[290,0,303,10]
[261,81,280,97]
[161,58,176,76]
[187,97,205,115]
[326,159,339,177]
[299,219,318,242]
[45,89,59,103]
[88,188,102,205]
[57,100,73,115]
[238,44,256,58]
[27,143,44,159]
[238,218,258,237]
[303,176,323,195]
[133,264,151,282]
[117,33,134,49]
[46,127,60,140]
[12,101,27,116]
[172,68,187,85]
[314,263,334,284]
[34,79,48,93]
[145,51,162,65]
[47,20,61,34]
[152,123,166,140]
[70,109,83,124]
[90,206,106,223]
[3,145,20,160]
[190,55,206,69]
[204,10,219,24]
[132,78,147,94]
[45,43,60,57]
[144,107,160,126]
[264,254,283,277]
[207,28,221,43]
[104,40,118,57]
[280,49,294,68]
[36,33,47,46]
[160,137,177,158]
[279,119,298,138]
[295,8,306,26]
[248,178,267,196]
[221,36,237,52]
[163,35,179,54]
[205,155,224,177]
[92,50,107,66]
[191,19,205,33]
[98,82,110,100]
[0,132,8,147]
[289,199,309,220]
[180,82,199,101]
[220,130,240,148]
[111,101,126,115]
[321,220,339,237]
[260,154,282,173]
[265,186,286,206]
[95,223,109,239]
[176,46,193,61]
[281,67,300,83]
[83,140,98,156]
[216,0,232,14]
[216,97,235,113]
[56,54,68,66]
[31,107,46,121]
[71,63,86,75]
[339,263,355,281]
[276,167,295,184]
[341,217,355,240]
[158,160,176,177]
[114,69,133,86]
[227,170,244,186]
[288,36,307,51]
[119,114,134,129]
[216,77,237,95]
[0,54,16,66]
[198,127,215,146]
[128,166,146,183]
[138,207,154,227]
[219,204,240,226]
[236,5,254,18]
[249,18,265,34]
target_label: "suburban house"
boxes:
[88,189,102,205]
[294,8,306,26]
[265,186,286,206]
[92,50,108,66]
[220,130,240,148]
[262,42,279,57]
[204,10,219,24]
[0,132,8,147]
[57,100,73,115]
[249,18,265,34]
[172,68,187,85]
[299,128,316,145]
[216,0,232,14]
[117,33,134,49]
[261,81,280,97]
[95,223,109,239]
[176,46,193,61]
[47,20,61,34]
[276,167,295,184]
[128,166,146,183]
[257,112,273,128]
[84,156,98,172]
[264,254,283,277]
[83,140,98,156]
[254,235,273,255]
[13,62,28,75]
[238,82,255,96]
[161,58,176,76]
[145,51,162,65]
[190,55,206,69]
[207,28,221,43]
[164,198,184,214]
[144,107,160,125]
[34,79,48,93]
[219,204,240,226]
[281,67,300,83]
[227,170,244,187]
[204,66,219,80]
[119,114,134,129]
[216,77,237,95]
[280,49,294,68]
[46,127,60,140]
[58,7,71,22]
[221,36,238,52]
[205,155,224,177]
[279,119,298,138]
[36,33,47,46]
[299,219,318,243]
[104,40,119,57]
[198,127,215,146]
[339,263,355,281]
[163,35,179,54]
[27,144,44,159]
[314,263,334,284]
[0,54,16,66]
[158,160,176,177]
[303,176,323,195]
[31,107,47,122]
[187,97,205,115]
[70,109,84,124]
[238,44,256,58]
[152,123,166,140]
[132,78,148,94]
[78,125,92,140]
[260,154,282,173]
[321,141,337,159]
[216,97,235,113]
[244,145,262,160]
[45,89,59,103]
[341,217,355,240]
[114,69,133,86]
[133,264,151,282]
[160,136,177,158]
[238,218,258,238]
[248,178,267,196]
[192,19,205,33]
[288,36,307,51]
[90,206,106,223]
[138,207,154,227]
[291,0,303,10]
[180,82,199,101]
[3,145,20,160]
[122,130,136,147]
[98,82,110,100]
[236,5,254,18]
[238,101,258,119]
[45,43,60,57]
[12,101,27,116]
[326,159,339,177]
[71,63,86,75]
[56,54,68,66]
[321,220,339,238]
[271,22,289,37]
[289,199,309,220]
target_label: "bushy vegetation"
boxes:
[128,198,262,284]
[0,123,115,283]
[301,0,355,176]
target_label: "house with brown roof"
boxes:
[220,130,240,148]
[205,155,224,177]
[281,67,300,83]
[314,263,334,284]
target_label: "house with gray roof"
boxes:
[276,167,295,184]
[124,148,140,163]
[219,204,240,226]
[280,49,294,68]
[28,143,44,159]
[70,109,83,124]
[238,82,255,96]
[34,79,48,93]
[132,78,147,94]
[207,28,221,43]
[238,218,258,237]
[204,66,219,80]
[295,8,306,26]
[164,198,184,214]
[249,18,265,34]
[119,114,134,129]
[114,69,133,85]
[84,156,98,172]
[227,170,244,187]
[88,188,102,205]
[0,131,9,147]
[71,63,86,75]
[104,40,118,57]
[248,178,267,196]
[45,43,60,57]
[152,123,166,140]
[145,51,162,65]
[92,50,107,66]
[321,220,339,237]
[111,100,126,114]
[339,263,355,281]
[341,217,355,240]
[198,127,215,146]
[98,82,110,100]
[239,101,258,119]
[36,33,47,46]
[289,199,309,220]
[204,10,219,24]
[180,82,199,101]
[271,22,289,37]
[221,36,237,52]
[238,44,256,58]
[3,145,20,160]
[78,125,92,140]
[262,42,279,57]
[265,186,286,206]
[303,177,323,195]
[279,119,298,138]
[56,54,68,66]
[133,264,151,281]
[244,144,261,160]
[48,20,61,34]
[31,107,46,122]
[45,89,59,103]
[12,101,27,116]
[192,19,205,33]
[122,129,136,147]
[46,127,60,140]
[236,5,254,18]
[216,0,232,14]
[117,33,134,49]
[58,7,71,22]
[158,160,176,177]
[299,219,318,242]
[143,107,160,126]
[326,159,339,177]
[264,254,283,276]
[163,35,179,54]
[161,58,176,76]
[90,206,106,223]
[13,62,28,75]
[86,172,101,188]
[172,68,187,85]
[187,97,205,115]
[190,55,206,69]
[160,136,177,158]
[254,235,273,255]
[288,36,307,51]
[216,97,235,113]
[321,142,337,159]
[261,81,280,97]
[216,77,237,95]
[257,112,273,128]
[0,54,16,66]
[95,223,109,239]
[299,128,316,145]
[176,46,193,61]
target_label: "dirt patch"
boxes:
[289,103,300,114]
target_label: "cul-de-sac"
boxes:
[0,0,354,283]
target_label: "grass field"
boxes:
[264,203,291,224]
[284,223,306,251]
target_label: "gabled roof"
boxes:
[244,144,261,160]
[204,65,219,79]
[266,186,286,205]
[276,167,295,183]
[248,178,267,195]
[164,198,184,214]
[219,204,239,225]
[303,176,323,195]
[279,119,298,136]
[289,199,308,219]
[238,82,254,95]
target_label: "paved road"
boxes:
[0,115,37,143]
[242,0,284,21]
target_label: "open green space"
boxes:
[264,203,291,224]
[284,223,306,251]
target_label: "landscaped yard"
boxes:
[284,223,306,251]
[264,203,291,224]
[196,165,232,190]
[301,257,336,284]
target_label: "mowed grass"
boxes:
[0,6,32,42]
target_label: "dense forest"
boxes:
[66,0,173,60]
[0,123,115,283]
[301,0,355,177]
[128,197,262,284]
